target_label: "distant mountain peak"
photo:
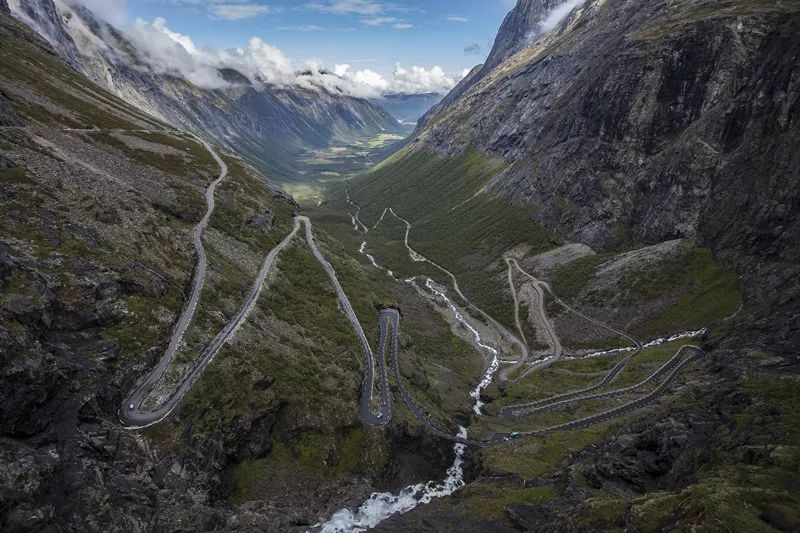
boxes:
[419,0,587,131]
[7,0,401,178]
[485,0,567,69]
[217,67,251,86]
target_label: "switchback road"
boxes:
[122,178,706,449]
[503,344,701,419]
[500,258,562,381]
[119,153,393,428]
[120,139,237,429]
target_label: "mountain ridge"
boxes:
[7,0,402,180]
[419,0,572,130]
[2,0,800,530]
[0,8,479,529]
[343,2,800,527]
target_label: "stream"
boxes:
[314,238,503,532]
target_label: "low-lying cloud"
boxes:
[391,64,458,95]
[537,0,587,34]
[23,1,465,98]
[116,10,462,96]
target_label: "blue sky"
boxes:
[97,0,516,94]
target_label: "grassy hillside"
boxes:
[340,148,558,329]
[0,11,485,529]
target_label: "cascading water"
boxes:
[423,279,500,415]
[315,427,468,533]
[315,267,501,533]
[561,328,708,361]
[330,200,708,532]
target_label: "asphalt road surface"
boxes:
[119,139,236,429]
[120,207,392,428]
[121,179,706,448]
[503,344,701,419]
[500,258,563,381]
[299,215,392,426]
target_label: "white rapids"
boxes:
[315,262,501,533]
[314,202,512,532]
[359,241,394,278]
[319,196,711,532]
[423,279,500,415]
[315,427,468,533]
[562,328,708,361]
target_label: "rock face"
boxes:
[419,0,567,129]
[7,0,401,178]
[408,0,800,352]
[355,3,800,527]
[483,0,566,70]
[420,0,800,250]
[0,9,477,529]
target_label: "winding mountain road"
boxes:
[120,144,393,428]
[503,344,701,419]
[299,215,392,425]
[500,258,563,381]
[120,210,393,428]
[342,197,705,447]
[381,308,704,447]
[513,346,704,439]
[497,260,647,417]
[121,174,707,450]
[120,139,235,429]
[363,204,529,376]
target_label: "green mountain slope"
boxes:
[0,11,483,530]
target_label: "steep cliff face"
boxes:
[404,0,800,349]
[420,0,800,251]
[483,0,566,70]
[7,0,401,179]
[350,2,800,530]
[419,0,569,129]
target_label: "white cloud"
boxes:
[128,17,448,95]
[391,63,458,94]
[278,24,325,32]
[149,0,281,20]
[77,0,128,25]
[332,63,389,97]
[125,17,296,88]
[208,3,274,20]
[53,3,465,97]
[362,16,397,25]
[334,62,467,97]
[442,15,469,23]
[538,0,586,33]
[127,17,229,88]
[306,0,387,15]
[361,16,412,29]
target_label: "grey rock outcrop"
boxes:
[484,0,566,70]
[419,0,800,256]
[409,0,800,354]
